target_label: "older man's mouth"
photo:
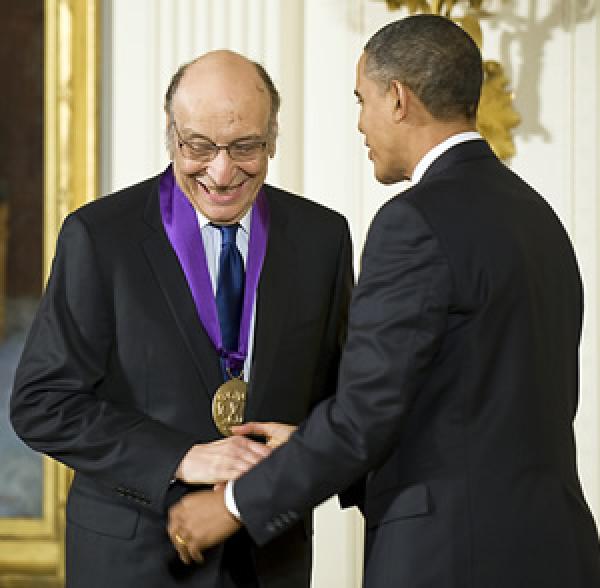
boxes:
[196,179,246,203]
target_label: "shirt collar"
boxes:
[411,131,483,185]
[195,202,253,235]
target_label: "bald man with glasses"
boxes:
[11,50,353,588]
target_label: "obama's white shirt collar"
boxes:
[411,131,483,185]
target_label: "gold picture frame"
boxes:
[0,1,99,585]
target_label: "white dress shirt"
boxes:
[411,131,483,184]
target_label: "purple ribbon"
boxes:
[159,165,269,376]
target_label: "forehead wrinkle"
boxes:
[173,65,270,142]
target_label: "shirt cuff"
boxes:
[225,480,242,521]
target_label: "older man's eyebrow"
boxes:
[182,129,265,143]
[181,130,212,141]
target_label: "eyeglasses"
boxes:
[172,123,267,163]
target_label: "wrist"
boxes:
[218,487,242,536]
[174,444,195,481]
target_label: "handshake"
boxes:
[167,421,296,564]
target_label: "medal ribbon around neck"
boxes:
[159,165,269,378]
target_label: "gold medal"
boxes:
[212,375,247,436]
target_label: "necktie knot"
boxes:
[214,223,239,246]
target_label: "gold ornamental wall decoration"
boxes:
[378,0,520,160]
[0,2,99,586]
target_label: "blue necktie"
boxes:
[214,224,245,361]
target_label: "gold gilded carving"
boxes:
[380,0,520,159]
[45,0,99,280]
[478,60,520,159]
[0,1,99,586]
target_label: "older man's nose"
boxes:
[206,149,237,186]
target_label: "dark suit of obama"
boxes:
[234,140,600,587]
[10,174,352,588]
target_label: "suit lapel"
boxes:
[141,181,222,401]
[246,188,297,419]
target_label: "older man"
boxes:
[11,51,352,588]
[167,16,600,588]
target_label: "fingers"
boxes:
[171,531,204,565]
[216,436,271,476]
[167,489,241,565]
[167,520,193,565]
[232,421,297,448]
[175,535,192,565]
[220,436,272,480]
[232,435,271,460]
[175,437,272,485]
[168,504,205,565]
[189,546,205,564]
[232,422,271,437]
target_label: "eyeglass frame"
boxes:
[171,121,269,163]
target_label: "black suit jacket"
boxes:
[10,175,353,588]
[234,140,600,587]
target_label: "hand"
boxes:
[168,486,241,564]
[232,421,297,449]
[175,437,272,484]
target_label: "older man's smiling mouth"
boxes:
[196,179,247,202]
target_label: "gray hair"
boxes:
[364,14,483,121]
[164,56,281,152]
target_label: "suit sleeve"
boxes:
[10,213,196,515]
[234,197,453,545]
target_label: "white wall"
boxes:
[104,0,304,195]
[483,0,600,525]
[102,1,600,586]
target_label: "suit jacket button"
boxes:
[274,517,285,529]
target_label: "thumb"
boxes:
[231,422,270,437]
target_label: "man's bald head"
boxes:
[164,50,280,143]
[165,50,278,225]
